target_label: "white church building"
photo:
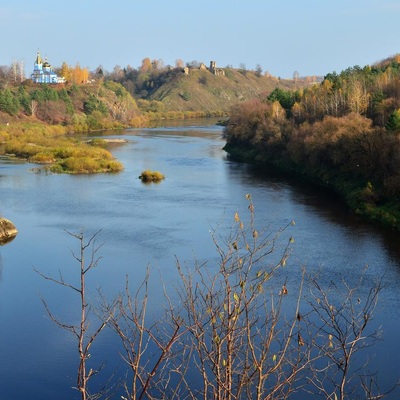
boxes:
[31,51,65,84]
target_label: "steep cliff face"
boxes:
[0,218,18,243]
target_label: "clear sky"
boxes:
[1,0,400,79]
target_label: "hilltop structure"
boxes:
[31,51,65,84]
[183,60,225,76]
[209,61,225,76]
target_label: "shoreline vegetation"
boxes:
[1,122,124,174]
[223,56,400,231]
[0,111,224,174]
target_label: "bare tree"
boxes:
[304,272,394,399]
[19,60,25,82]
[11,59,18,84]
[35,201,397,399]
[35,230,111,400]
[173,194,313,399]
[10,59,25,83]
[104,267,187,400]
[29,100,38,117]
[106,193,395,399]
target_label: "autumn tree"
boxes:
[60,62,89,84]
[140,58,152,73]
[346,79,370,114]
[151,58,165,70]
[111,65,125,81]
[60,61,70,81]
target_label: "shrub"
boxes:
[139,170,165,182]
[30,152,56,164]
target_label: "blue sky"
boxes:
[1,0,400,78]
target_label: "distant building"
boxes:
[31,51,65,84]
[209,61,225,76]
[182,60,225,76]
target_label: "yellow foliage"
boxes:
[139,170,165,182]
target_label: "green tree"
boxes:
[386,109,400,132]
[267,88,295,112]
[17,85,31,115]
[0,88,20,115]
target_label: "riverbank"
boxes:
[0,111,227,174]
[0,122,123,174]
[223,142,400,232]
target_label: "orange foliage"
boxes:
[59,62,89,84]
[141,58,152,73]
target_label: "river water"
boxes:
[1,119,400,399]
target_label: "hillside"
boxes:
[0,80,139,130]
[108,63,312,116]
[149,69,294,112]
[146,68,305,113]
[146,68,295,113]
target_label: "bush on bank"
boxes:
[224,109,400,231]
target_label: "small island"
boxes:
[139,170,165,183]
[0,218,18,243]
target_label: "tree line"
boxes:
[224,55,400,229]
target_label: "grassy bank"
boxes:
[0,122,123,174]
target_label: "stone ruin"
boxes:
[183,61,225,76]
[209,61,225,76]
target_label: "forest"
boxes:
[223,55,400,230]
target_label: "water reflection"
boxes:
[0,236,17,246]
[236,162,400,265]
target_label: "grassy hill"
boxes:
[141,68,307,114]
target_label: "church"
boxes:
[31,51,65,84]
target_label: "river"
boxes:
[0,119,399,399]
